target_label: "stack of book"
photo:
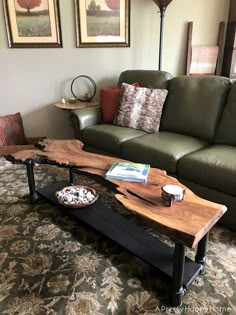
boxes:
[105,162,150,183]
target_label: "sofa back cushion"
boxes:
[118,70,173,89]
[215,81,236,145]
[160,76,231,142]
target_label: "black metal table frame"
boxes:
[25,160,208,307]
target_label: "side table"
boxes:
[54,100,99,111]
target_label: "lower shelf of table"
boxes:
[38,180,202,289]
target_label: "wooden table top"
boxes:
[54,100,99,110]
[7,139,227,248]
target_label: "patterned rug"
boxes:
[0,158,235,315]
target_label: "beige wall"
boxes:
[0,0,230,139]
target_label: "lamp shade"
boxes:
[153,0,173,8]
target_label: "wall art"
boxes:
[3,0,62,48]
[75,0,130,47]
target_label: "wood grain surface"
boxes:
[8,139,227,248]
[54,100,99,110]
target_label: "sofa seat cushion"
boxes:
[178,145,236,196]
[81,124,147,156]
[121,131,207,173]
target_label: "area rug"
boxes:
[0,158,235,315]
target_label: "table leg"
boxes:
[26,161,41,204]
[69,167,76,185]
[171,244,186,306]
[195,232,208,274]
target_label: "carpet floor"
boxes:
[0,159,235,315]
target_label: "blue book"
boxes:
[106,162,150,182]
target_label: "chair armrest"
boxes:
[69,106,102,140]
[26,136,46,145]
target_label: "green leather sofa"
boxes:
[69,70,236,231]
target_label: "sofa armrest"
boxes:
[69,106,102,140]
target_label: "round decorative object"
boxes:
[161,184,185,206]
[70,75,97,102]
[55,185,99,208]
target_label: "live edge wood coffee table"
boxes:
[7,139,227,307]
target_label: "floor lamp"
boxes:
[153,0,173,70]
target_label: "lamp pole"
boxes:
[152,0,173,70]
[158,6,166,70]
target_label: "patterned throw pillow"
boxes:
[100,82,140,123]
[114,83,168,133]
[0,112,27,146]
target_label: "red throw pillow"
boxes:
[0,112,27,146]
[100,82,140,123]
[100,86,120,123]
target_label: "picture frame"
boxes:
[75,0,130,48]
[3,0,62,48]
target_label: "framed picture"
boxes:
[3,0,62,48]
[75,0,130,47]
